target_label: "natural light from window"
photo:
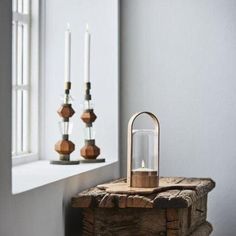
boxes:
[12,0,30,155]
[12,0,39,165]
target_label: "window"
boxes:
[12,0,39,165]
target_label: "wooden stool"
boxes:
[72,177,215,236]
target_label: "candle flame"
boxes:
[141,160,145,168]
[67,23,71,31]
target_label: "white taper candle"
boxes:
[84,24,91,83]
[64,23,71,82]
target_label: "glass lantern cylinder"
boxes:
[127,112,160,188]
[131,129,158,188]
[132,129,158,170]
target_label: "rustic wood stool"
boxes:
[72,177,215,236]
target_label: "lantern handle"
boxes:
[127,111,160,187]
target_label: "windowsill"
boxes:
[12,159,117,194]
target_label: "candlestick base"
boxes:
[79,158,105,163]
[50,160,80,165]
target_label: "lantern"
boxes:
[127,112,160,188]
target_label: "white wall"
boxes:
[0,1,119,236]
[120,0,236,235]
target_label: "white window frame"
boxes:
[12,0,39,166]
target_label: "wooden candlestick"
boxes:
[80,82,105,163]
[51,82,80,165]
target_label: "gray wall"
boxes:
[120,0,236,235]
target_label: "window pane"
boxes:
[17,23,23,85]
[12,21,17,86]
[22,90,29,152]
[15,89,29,154]
[12,0,17,12]
[16,90,23,153]
[12,21,17,154]
[23,23,29,85]
[12,90,17,155]
[23,0,29,14]
[18,0,23,13]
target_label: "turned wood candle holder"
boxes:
[80,82,105,163]
[51,82,80,165]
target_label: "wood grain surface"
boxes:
[72,177,215,209]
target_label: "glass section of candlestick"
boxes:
[84,100,94,110]
[84,127,95,140]
[58,121,73,135]
[60,94,73,104]
[132,129,158,171]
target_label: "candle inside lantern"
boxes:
[142,159,145,168]
[131,129,159,188]
[84,24,91,83]
[133,160,155,172]
[64,23,71,82]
